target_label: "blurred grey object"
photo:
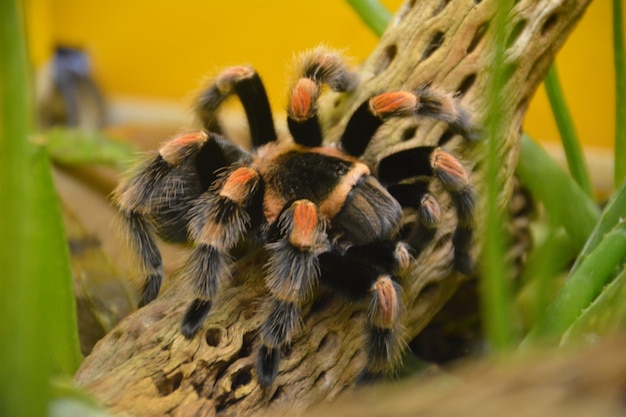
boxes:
[37,46,107,130]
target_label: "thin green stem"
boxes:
[544,64,594,198]
[345,0,391,36]
[614,0,626,187]
[480,0,517,351]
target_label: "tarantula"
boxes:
[114,48,476,387]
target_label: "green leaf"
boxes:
[517,226,577,329]
[524,220,626,344]
[50,378,113,417]
[562,265,626,344]
[569,176,626,276]
[516,134,600,248]
[0,1,82,416]
[345,0,391,36]
[44,126,137,170]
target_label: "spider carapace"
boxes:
[114,47,477,387]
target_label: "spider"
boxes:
[114,48,476,387]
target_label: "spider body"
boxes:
[114,48,476,387]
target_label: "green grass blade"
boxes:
[614,0,626,187]
[561,264,626,344]
[569,176,626,275]
[517,226,578,329]
[544,64,594,198]
[0,1,82,415]
[516,134,600,248]
[479,0,517,351]
[524,220,626,344]
[345,0,391,36]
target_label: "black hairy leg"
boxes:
[257,200,328,386]
[287,48,358,147]
[181,166,262,338]
[378,146,475,273]
[319,244,407,377]
[386,182,441,258]
[114,132,213,306]
[196,66,277,148]
[340,88,478,158]
[114,132,254,307]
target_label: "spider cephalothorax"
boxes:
[114,48,476,387]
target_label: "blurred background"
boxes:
[24,0,616,190]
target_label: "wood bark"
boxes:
[73,0,592,416]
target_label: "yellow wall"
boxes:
[25,0,617,149]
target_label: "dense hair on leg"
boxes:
[378,146,475,273]
[413,85,479,141]
[366,276,404,374]
[113,131,215,307]
[180,167,261,337]
[341,86,478,156]
[257,200,328,386]
[196,66,277,148]
[287,47,358,147]
[294,46,358,92]
[118,209,163,306]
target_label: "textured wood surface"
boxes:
[73,1,592,415]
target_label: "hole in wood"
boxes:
[153,371,183,396]
[238,331,256,358]
[432,0,450,16]
[457,73,476,97]
[372,44,398,77]
[422,31,445,61]
[438,129,455,146]
[314,371,328,388]
[231,365,253,389]
[269,385,284,403]
[402,125,418,141]
[317,331,340,354]
[467,22,489,54]
[205,326,223,347]
[542,12,559,36]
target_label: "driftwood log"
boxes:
[305,332,626,417]
[73,0,592,415]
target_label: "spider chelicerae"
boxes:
[114,47,476,387]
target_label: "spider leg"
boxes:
[115,132,215,306]
[379,147,475,273]
[340,88,477,157]
[257,199,328,387]
[196,66,277,149]
[386,182,442,258]
[181,166,262,338]
[319,243,407,377]
[287,47,358,147]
